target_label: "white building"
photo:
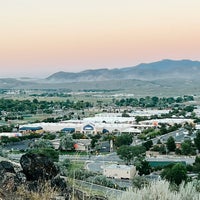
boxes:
[140,118,194,126]
[0,132,22,138]
[103,164,136,179]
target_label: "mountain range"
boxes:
[1,59,200,96]
[46,59,200,82]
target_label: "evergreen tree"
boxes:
[161,163,187,185]
[194,131,200,151]
[166,136,176,152]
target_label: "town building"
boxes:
[103,164,136,179]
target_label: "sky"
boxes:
[1,0,200,78]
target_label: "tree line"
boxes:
[115,95,194,107]
[0,98,93,114]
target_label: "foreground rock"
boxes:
[0,153,108,200]
[0,161,23,199]
[0,153,71,199]
[20,152,59,181]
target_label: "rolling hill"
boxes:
[46,59,200,82]
[1,59,200,97]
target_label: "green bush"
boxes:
[28,148,59,162]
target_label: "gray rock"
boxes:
[20,152,59,181]
[0,160,15,174]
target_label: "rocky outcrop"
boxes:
[20,152,58,181]
[0,160,15,173]
[0,161,22,199]
[0,153,108,200]
[0,153,70,200]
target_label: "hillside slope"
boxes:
[47,59,200,82]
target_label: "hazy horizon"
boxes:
[1,0,200,78]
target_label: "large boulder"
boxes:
[20,152,59,181]
[0,157,72,200]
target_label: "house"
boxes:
[74,139,91,151]
[103,164,136,179]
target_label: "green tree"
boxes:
[117,145,146,164]
[166,136,176,152]
[142,140,153,151]
[137,160,152,176]
[184,105,194,112]
[193,156,200,173]
[181,140,195,155]
[161,163,187,185]
[59,135,75,151]
[115,134,133,147]
[194,131,200,151]
[42,133,56,140]
[30,139,54,149]
[184,122,195,135]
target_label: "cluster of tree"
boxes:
[30,92,72,97]
[26,137,59,162]
[117,145,146,165]
[151,144,167,154]
[161,163,187,185]
[115,95,194,108]
[0,98,93,115]
[0,133,42,145]
[90,134,101,149]
[159,105,196,119]
[42,133,57,140]
[114,134,133,147]
[168,132,200,156]
[142,140,153,151]
[30,139,54,149]
[0,125,14,132]
[59,135,75,151]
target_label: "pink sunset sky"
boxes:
[0,0,200,78]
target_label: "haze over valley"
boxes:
[0,59,200,97]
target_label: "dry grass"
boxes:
[16,181,59,200]
[110,180,200,200]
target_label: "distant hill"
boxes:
[1,59,200,97]
[0,78,38,89]
[46,59,200,82]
